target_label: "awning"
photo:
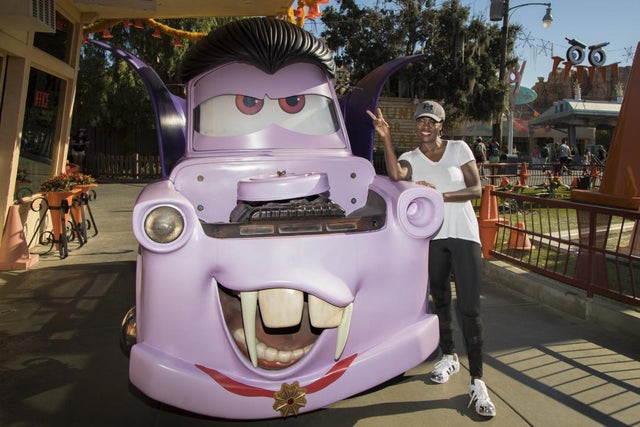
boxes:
[529,99,620,129]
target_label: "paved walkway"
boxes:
[0,183,638,426]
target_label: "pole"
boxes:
[494,0,510,148]
[508,61,526,155]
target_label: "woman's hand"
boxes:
[366,107,411,182]
[415,180,436,189]
[366,108,390,138]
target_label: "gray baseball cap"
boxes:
[414,100,445,122]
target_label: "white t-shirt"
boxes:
[399,140,480,244]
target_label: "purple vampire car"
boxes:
[112,18,443,419]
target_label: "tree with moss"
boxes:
[72,18,233,157]
[321,0,518,127]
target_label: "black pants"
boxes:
[429,238,484,378]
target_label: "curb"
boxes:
[483,259,640,341]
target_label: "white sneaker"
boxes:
[430,353,460,384]
[468,379,496,417]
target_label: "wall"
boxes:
[0,0,83,243]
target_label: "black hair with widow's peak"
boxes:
[179,17,336,83]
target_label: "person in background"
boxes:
[488,139,501,163]
[473,137,487,176]
[540,144,550,164]
[70,128,90,171]
[558,137,571,174]
[530,144,542,165]
[597,145,608,164]
[367,101,496,418]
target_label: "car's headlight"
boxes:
[144,206,185,243]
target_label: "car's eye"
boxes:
[278,95,306,114]
[235,95,264,115]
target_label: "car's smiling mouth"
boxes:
[218,285,353,370]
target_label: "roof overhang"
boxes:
[529,99,620,129]
[72,0,294,22]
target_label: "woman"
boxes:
[367,101,496,418]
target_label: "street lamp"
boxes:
[490,1,553,155]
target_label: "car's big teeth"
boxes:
[240,291,259,367]
[234,328,313,364]
[238,289,353,368]
[306,295,353,360]
[258,288,303,328]
[308,294,344,328]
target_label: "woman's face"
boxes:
[415,117,441,142]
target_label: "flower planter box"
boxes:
[45,190,80,252]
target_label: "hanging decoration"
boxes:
[526,104,540,118]
[288,0,329,27]
[81,1,331,46]
[82,18,208,42]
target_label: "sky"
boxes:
[307,0,640,90]
[456,0,640,89]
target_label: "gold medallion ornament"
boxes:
[272,381,307,417]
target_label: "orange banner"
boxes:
[563,62,572,79]
[576,66,584,83]
[599,65,608,82]
[588,67,596,85]
[551,56,563,74]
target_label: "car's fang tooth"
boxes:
[240,291,259,367]
[258,288,304,328]
[308,294,344,328]
[335,303,353,360]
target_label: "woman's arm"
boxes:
[366,108,411,182]
[441,160,482,202]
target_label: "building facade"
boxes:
[0,0,294,245]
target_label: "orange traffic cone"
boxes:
[478,185,499,258]
[0,205,39,270]
[507,221,533,250]
[519,162,530,185]
[571,176,578,187]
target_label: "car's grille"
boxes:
[230,195,345,222]
[201,192,386,238]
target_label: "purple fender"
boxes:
[89,40,186,177]
[341,54,426,161]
